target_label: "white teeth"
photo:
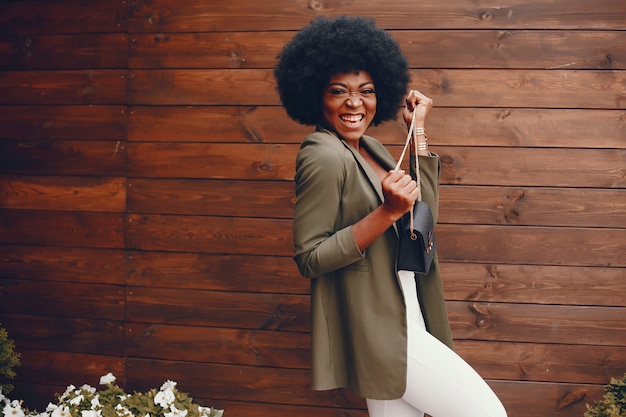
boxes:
[341,115,363,123]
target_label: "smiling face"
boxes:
[321,71,377,145]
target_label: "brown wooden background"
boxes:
[1,1,625,416]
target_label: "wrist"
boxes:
[411,126,428,152]
[378,202,404,223]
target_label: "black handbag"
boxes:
[397,201,436,274]
[394,109,437,274]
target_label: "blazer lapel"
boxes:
[361,135,397,170]
[315,128,399,234]
[339,135,401,236]
[342,141,385,203]
[359,136,401,235]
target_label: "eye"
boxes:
[328,88,348,96]
[360,88,376,97]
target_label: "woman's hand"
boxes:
[380,169,419,220]
[351,169,418,252]
[403,90,433,130]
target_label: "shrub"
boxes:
[585,373,626,417]
[0,373,223,417]
[0,326,20,395]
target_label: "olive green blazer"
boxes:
[293,127,454,400]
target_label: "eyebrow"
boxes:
[327,81,375,89]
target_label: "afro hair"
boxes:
[273,15,410,126]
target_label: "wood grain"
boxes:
[126,214,292,254]
[127,0,626,32]
[126,323,310,368]
[1,2,624,417]
[0,140,127,176]
[126,142,626,188]
[126,287,310,331]
[447,301,626,346]
[438,186,626,228]
[126,251,307,294]
[0,176,126,212]
[0,210,125,248]
[128,105,626,148]
[127,69,626,109]
[0,279,125,320]
[124,212,625,265]
[0,105,127,141]
[127,178,294,217]
[437,225,626,267]
[127,30,626,70]
[0,245,126,285]
[0,0,128,34]
[126,178,626,228]
[11,348,124,391]
[126,358,363,408]
[0,34,129,70]
[441,263,626,307]
[2,313,124,355]
[454,340,626,384]
[0,70,128,105]
[124,322,626,385]
[127,143,295,180]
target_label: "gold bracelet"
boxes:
[415,127,426,136]
[416,142,428,151]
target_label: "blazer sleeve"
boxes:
[292,134,365,279]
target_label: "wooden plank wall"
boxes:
[0,1,625,416]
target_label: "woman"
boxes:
[274,15,507,417]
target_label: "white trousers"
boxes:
[366,270,508,417]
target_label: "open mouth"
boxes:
[340,114,364,124]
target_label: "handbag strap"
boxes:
[394,108,421,202]
[394,108,421,240]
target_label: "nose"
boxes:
[346,92,363,107]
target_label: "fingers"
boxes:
[403,90,433,127]
[405,90,433,112]
[381,170,419,215]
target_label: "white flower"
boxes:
[51,405,71,417]
[200,407,224,417]
[0,376,223,417]
[81,410,102,417]
[160,380,177,392]
[99,373,116,385]
[60,386,76,401]
[164,405,187,417]
[154,389,175,408]
[79,384,96,395]
[198,407,223,417]
[3,400,26,417]
[114,404,132,417]
[69,394,84,405]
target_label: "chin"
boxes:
[340,130,365,141]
